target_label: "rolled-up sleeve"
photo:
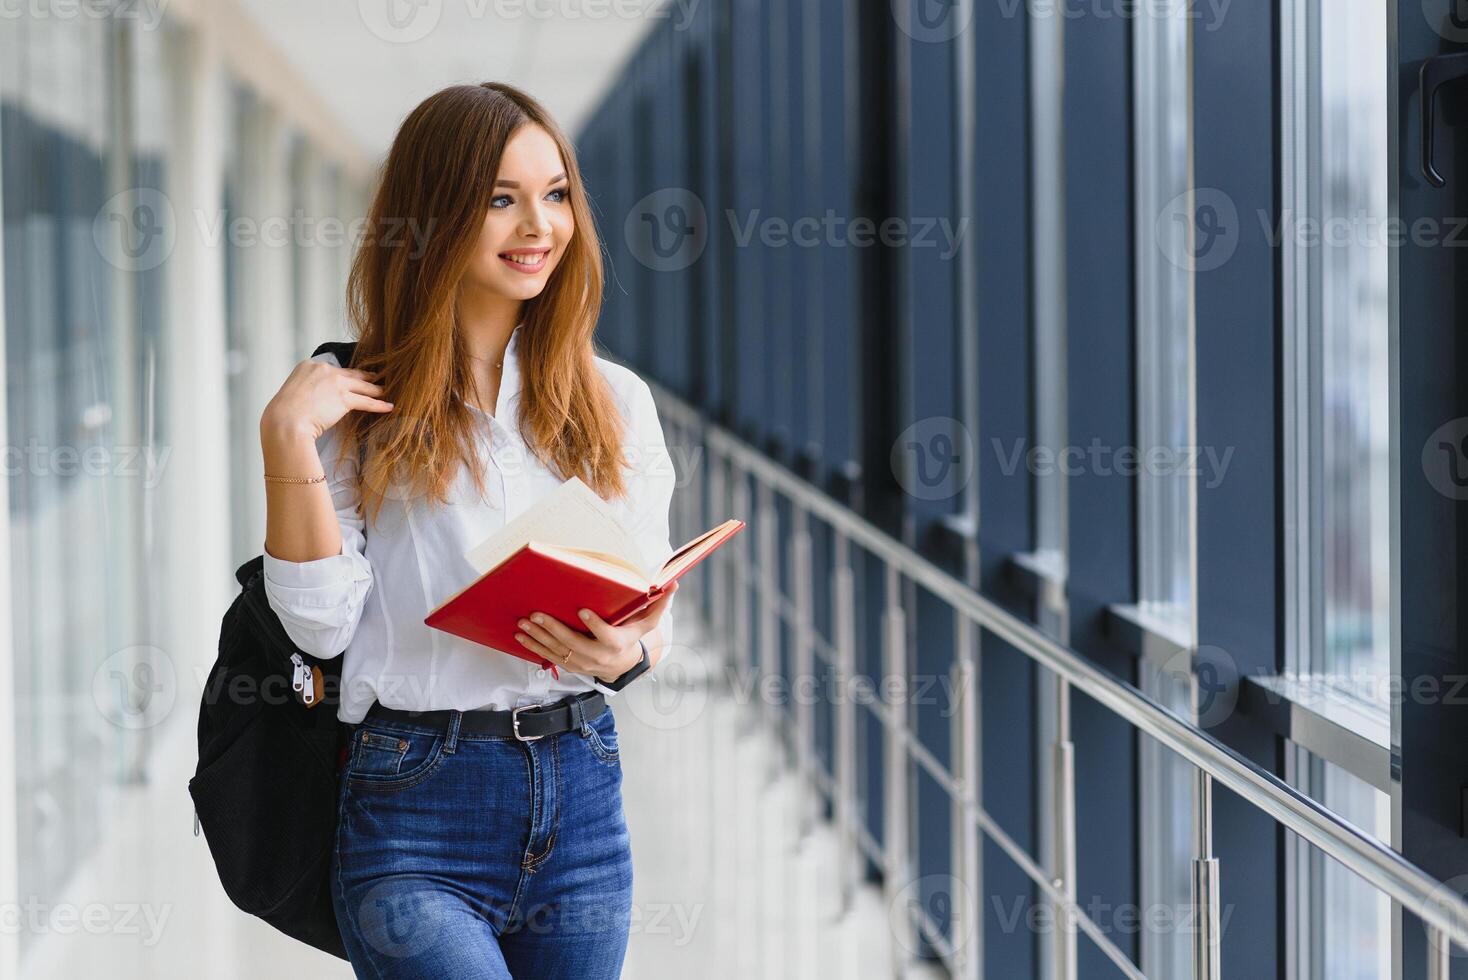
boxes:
[595,378,678,696]
[261,392,374,660]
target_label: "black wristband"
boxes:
[601,640,651,692]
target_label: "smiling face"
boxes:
[462,123,574,302]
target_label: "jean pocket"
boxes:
[585,710,621,766]
[346,725,447,792]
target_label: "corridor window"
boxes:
[1133,5,1195,979]
[1281,1,1391,978]
[1029,0,1067,574]
[1282,0,1390,695]
[1135,3,1195,629]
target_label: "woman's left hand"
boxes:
[515,581,677,683]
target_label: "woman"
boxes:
[257,82,677,979]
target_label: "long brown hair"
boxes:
[338,82,626,525]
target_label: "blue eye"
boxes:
[546,186,568,203]
[490,194,513,209]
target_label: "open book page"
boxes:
[656,519,742,583]
[528,519,743,595]
[526,544,651,591]
[465,476,652,578]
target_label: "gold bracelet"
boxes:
[264,473,326,485]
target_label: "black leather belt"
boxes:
[364,690,607,742]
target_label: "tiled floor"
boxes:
[18,616,943,979]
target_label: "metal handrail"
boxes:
[648,386,1468,973]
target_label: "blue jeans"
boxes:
[330,703,634,979]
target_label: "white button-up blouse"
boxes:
[262,324,677,724]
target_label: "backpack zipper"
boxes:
[290,652,316,706]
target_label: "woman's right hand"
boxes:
[260,359,395,444]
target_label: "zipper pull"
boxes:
[291,653,306,695]
[193,808,201,837]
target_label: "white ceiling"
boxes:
[233,0,660,161]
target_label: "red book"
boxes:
[425,511,745,676]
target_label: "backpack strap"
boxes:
[310,340,357,367]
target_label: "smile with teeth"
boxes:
[499,249,550,272]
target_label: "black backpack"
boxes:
[187,340,358,960]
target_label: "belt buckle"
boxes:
[511,703,546,742]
